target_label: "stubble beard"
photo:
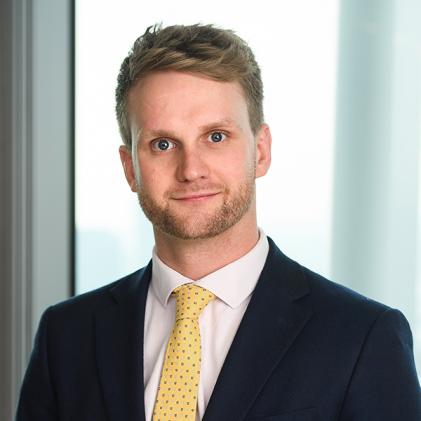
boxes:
[137,176,256,241]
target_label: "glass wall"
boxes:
[75,0,338,291]
[75,0,421,370]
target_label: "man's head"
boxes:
[115,23,264,150]
[117,24,271,242]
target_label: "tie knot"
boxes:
[172,284,215,321]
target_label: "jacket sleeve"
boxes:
[15,307,58,421]
[339,308,421,420]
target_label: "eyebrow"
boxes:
[143,119,241,139]
[199,118,241,132]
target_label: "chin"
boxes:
[158,218,233,241]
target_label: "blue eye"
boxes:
[209,132,225,143]
[152,138,175,151]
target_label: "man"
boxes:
[17,23,421,421]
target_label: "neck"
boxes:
[153,211,259,280]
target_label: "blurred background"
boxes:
[1,0,420,419]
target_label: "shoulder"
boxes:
[300,263,412,342]
[302,263,390,318]
[266,237,405,334]
[43,263,151,323]
[266,240,419,381]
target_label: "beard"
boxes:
[137,176,255,240]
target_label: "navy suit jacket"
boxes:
[17,239,421,420]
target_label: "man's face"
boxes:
[120,70,271,240]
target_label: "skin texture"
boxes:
[119,71,272,279]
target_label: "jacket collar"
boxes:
[203,238,313,421]
[94,238,313,421]
[95,262,152,421]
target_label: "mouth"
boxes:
[172,192,221,202]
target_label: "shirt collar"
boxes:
[151,229,269,309]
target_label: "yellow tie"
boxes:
[152,284,215,421]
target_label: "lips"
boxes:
[172,191,221,201]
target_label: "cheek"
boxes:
[228,144,255,174]
[138,167,155,186]
[214,152,253,182]
[138,165,169,195]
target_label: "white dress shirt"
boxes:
[143,230,269,421]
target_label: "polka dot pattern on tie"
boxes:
[152,284,215,421]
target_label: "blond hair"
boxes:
[115,23,264,148]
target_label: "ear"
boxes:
[119,145,138,192]
[255,123,272,178]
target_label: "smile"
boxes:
[172,192,221,202]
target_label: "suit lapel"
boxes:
[203,239,313,421]
[95,263,152,421]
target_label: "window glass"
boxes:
[75,1,421,371]
[75,0,338,292]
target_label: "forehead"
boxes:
[126,71,251,132]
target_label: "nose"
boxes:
[175,147,210,182]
